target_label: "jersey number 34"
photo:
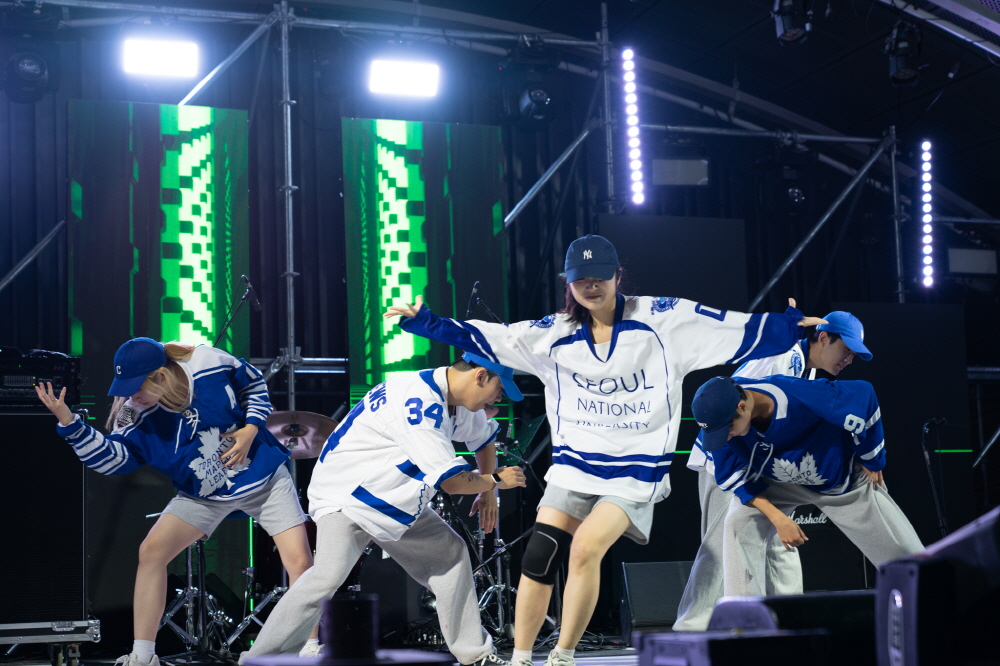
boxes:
[405,398,444,429]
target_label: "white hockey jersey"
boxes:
[308,367,501,542]
[687,338,811,473]
[399,295,806,503]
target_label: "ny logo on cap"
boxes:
[583,249,593,260]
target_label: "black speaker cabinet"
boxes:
[876,506,1000,666]
[0,414,99,644]
[635,629,831,666]
[620,561,693,644]
[709,590,876,666]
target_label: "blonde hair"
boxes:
[105,342,196,430]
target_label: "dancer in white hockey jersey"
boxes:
[384,235,827,666]
[34,338,314,666]
[241,353,526,666]
[691,374,923,597]
[673,309,872,630]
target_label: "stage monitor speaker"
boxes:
[0,414,87,624]
[635,629,831,666]
[708,590,876,666]
[620,561,693,644]
[876,505,1000,666]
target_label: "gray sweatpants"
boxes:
[723,462,924,596]
[673,468,802,631]
[245,509,492,664]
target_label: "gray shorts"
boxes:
[163,465,307,539]
[538,484,654,545]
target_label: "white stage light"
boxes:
[123,39,198,78]
[369,60,440,97]
[622,48,643,206]
[920,139,933,288]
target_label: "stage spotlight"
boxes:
[885,22,921,86]
[622,47,644,205]
[368,59,439,97]
[518,84,554,124]
[4,37,61,104]
[772,0,812,44]
[920,140,933,287]
[123,39,198,78]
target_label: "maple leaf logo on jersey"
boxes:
[771,453,828,486]
[530,314,556,328]
[188,428,250,496]
[789,352,803,377]
[651,297,678,314]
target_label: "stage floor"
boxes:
[2,649,641,666]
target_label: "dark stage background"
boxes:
[0,10,995,652]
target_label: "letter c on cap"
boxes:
[116,365,122,375]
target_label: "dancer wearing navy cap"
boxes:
[240,354,526,666]
[674,308,872,630]
[691,374,923,598]
[35,339,315,666]
[385,235,828,666]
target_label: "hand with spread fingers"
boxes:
[470,491,499,533]
[34,382,75,426]
[384,294,425,320]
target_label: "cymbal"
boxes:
[267,411,338,459]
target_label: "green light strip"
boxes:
[934,449,973,453]
[374,119,430,378]
[160,105,217,345]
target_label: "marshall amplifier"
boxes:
[0,347,80,412]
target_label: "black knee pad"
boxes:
[521,523,572,585]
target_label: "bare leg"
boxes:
[272,523,319,639]
[133,514,206,641]
[513,508,581,652]
[556,503,630,651]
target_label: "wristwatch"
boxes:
[490,467,504,485]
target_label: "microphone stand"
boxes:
[214,278,257,347]
[920,418,949,538]
[465,281,505,324]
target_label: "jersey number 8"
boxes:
[405,398,445,429]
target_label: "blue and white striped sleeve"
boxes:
[398,305,543,375]
[829,381,886,472]
[56,416,145,476]
[232,357,272,426]
[654,299,804,376]
[710,444,766,505]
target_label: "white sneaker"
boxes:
[114,655,160,666]
[298,642,324,657]
[510,659,534,666]
[471,652,512,666]
[543,650,574,666]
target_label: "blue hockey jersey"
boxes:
[398,295,806,503]
[711,375,885,505]
[55,346,290,501]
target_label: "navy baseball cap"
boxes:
[462,352,523,402]
[564,235,619,283]
[108,337,167,397]
[817,311,872,361]
[691,376,742,452]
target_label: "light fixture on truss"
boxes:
[919,140,934,287]
[123,39,199,78]
[368,59,440,97]
[622,48,644,205]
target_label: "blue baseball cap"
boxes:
[691,376,742,452]
[564,235,619,283]
[108,337,167,397]
[462,352,523,402]
[817,311,872,361]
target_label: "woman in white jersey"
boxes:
[35,338,316,666]
[385,235,826,666]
